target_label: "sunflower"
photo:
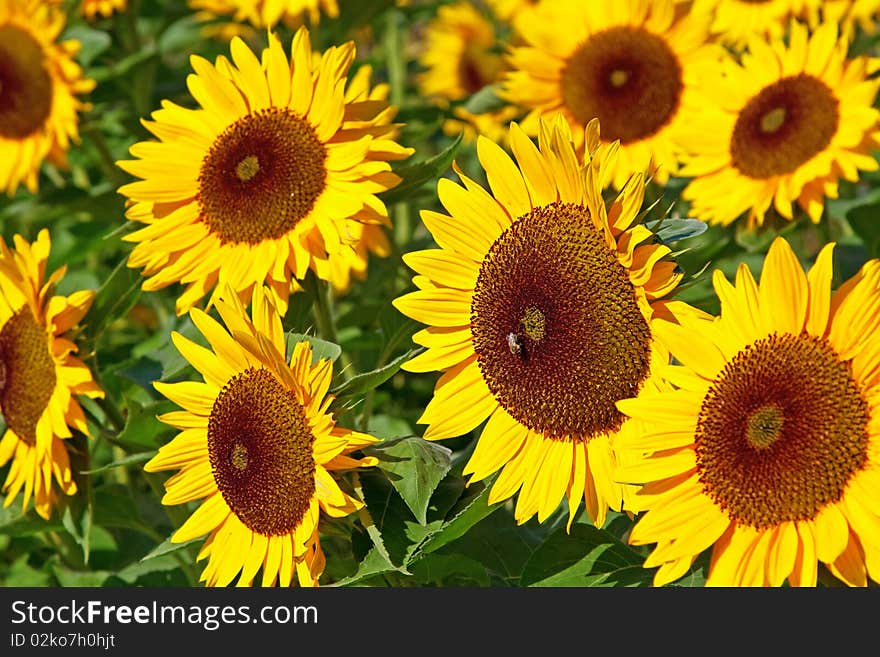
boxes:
[694,0,821,46]
[393,116,686,528]
[187,0,338,28]
[80,0,126,19]
[117,27,412,316]
[144,285,377,587]
[616,238,880,587]
[823,0,880,37]
[0,229,104,520]
[416,2,522,143]
[680,21,880,228]
[0,0,95,196]
[501,0,719,189]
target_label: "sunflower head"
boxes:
[501,0,718,188]
[680,21,880,228]
[117,27,413,317]
[394,115,687,528]
[616,237,880,587]
[416,2,522,143]
[0,0,95,195]
[145,285,377,587]
[0,229,104,520]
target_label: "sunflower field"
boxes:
[1,0,879,591]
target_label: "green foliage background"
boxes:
[1,0,877,588]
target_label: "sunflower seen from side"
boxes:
[0,229,104,520]
[616,238,880,587]
[117,27,412,316]
[680,22,880,228]
[416,2,522,143]
[501,0,719,189]
[393,116,685,528]
[0,0,95,195]
[144,285,377,587]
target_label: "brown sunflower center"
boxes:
[695,333,870,529]
[0,308,57,445]
[198,107,328,246]
[560,26,683,144]
[458,47,499,96]
[471,201,652,442]
[730,74,839,179]
[207,367,316,536]
[0,25,54,139]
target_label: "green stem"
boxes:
[96,396,126,433]
[83,125,126,189]
[385,8,413,249]
[142,472,199,587]
[312,278,354,380]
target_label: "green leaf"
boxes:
[366,436,452,524]
[519,522,651,587]
[79,451,154,475]
[329,546,402,587]
[420,481,503,554]
[847,203,880,258]
[84,259,143,343]
[51,562,111,587]
[5,555,51,587]
[286,332,342,364]
[0,503,64,537]
[654,217,709,243]
[64,25,112,66]
[379,133,463,205]
[410,552,490,586]
[140,537,201,563]
[462,84,507,115]
[330,348,421,405]
[115,399,177,450]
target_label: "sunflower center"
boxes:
[0,308,57,445]
[560,26,683,144]
[198,107,328,246]
[730,74,839,179]
[207,367,316,536]
[0,25,54,139]
[695,333,869,529]
[745,404,784,449]
[235,155,260,182]
[471,201,652,442]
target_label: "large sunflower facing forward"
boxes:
[681,22,880,228]
[0,0,95,195]
[501,0,718,189]
[0,230,104,520]
[393,116,685,528]
[616,238,880,587]
[145,286,377,587]
[117,27,412,316]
